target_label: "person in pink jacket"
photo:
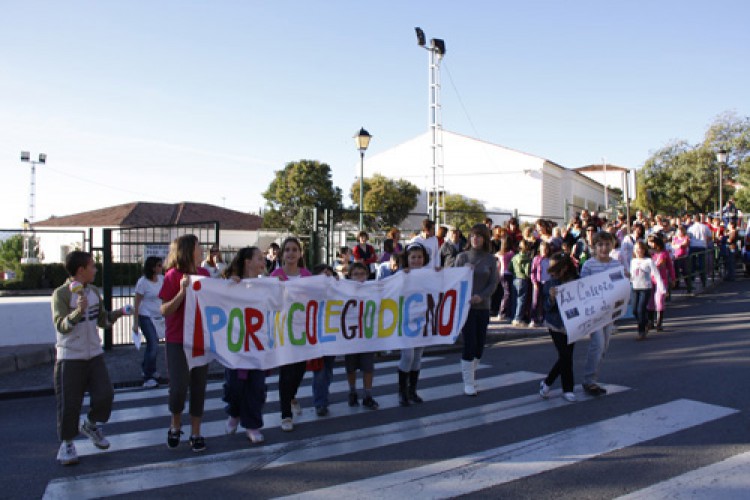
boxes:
[647,234,675,331]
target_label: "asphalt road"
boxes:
[2,277,749,499]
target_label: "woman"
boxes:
[387,227,404,255]
[454,223,500,396]
[132,256,164,388]
[201,245,226,278]
[530,240,552,327]
[671,225,690,288]
[222,247,268,444]
[392,242,433,406]
[159,235,210,452]
[271,237,312,432]
[539,253,579,402]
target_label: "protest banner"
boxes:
[183,267,473,370]
[555,266,630,343]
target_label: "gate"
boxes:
[98,222,219,349]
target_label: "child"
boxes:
[647,235,675,330]
[539,253,579,402]
[530,240,552,327]
[510,239,532,327]
[52,250,127,465]
[344,262,379,409]
[393,242,433,406]
[630,241,666,339]
[311,264,338,417]
[271,237,313,431]
[580,231,624,396]
[222,247,267,444]
[494,235,515,321]
[160,234,211,452]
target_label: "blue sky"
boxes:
[1,1,748,229]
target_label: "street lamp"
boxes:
[354,127,372,230]
[716,149,727,215]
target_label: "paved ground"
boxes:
[0,274,726,399]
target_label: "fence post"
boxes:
[102,229,113,351]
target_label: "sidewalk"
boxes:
[0,273,738,400]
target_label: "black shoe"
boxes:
[583,383,607,396]
[167,428,183,449]
[348,392,359,407]
[189,435,206,452]
[315,406,329,417]
[362,396,379,410]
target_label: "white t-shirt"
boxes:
[134,275,164,318]
[687,223,710,248]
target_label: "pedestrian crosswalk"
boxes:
[42,355,743,499]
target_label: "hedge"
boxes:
[0,262,143,290]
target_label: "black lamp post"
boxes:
[354,128,372,230]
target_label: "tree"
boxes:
[635,112,750,215]
[262,160,343,234]
[350,174,420,230]
[442,194,487,232]
[0,234,24,273]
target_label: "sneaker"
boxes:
[280,418,294,432]
[167,427,183,449]
[152,371,161,379]
[530,321,542,328]
[315,406,329,417]
[57,441,79,466]
[583,383,607,396]
[362,396,379,410]
[498,315,510,322]
[143,378,158,389]
[539,380,551,399]
[225,416,240,434]
[562,392,577,402]
[511,320,520,326]
[189,435,206,452]
[246,429,264,444]
[291,398,302,416]
[80,420,110,450]
[348,392,359,407]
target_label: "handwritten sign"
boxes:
[556,266,630,343]
[183,267,473,370]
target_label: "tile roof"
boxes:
[33,202,263,231]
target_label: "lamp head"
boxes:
[354,128,372,152]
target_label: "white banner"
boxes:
[183,268,473,370]
[555,266,631,343]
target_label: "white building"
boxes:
[364,131,615,226]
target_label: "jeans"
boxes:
[583,323,614,385]
[137,315,159,380]
[278,361,307,419]
[632,288,652,332]
[545,329,576,393]
[223,368,266,430]
[689,246,707,286]
[513,278,530,322]
[312,356,335,409]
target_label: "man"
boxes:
[687,214,711,286]
[439,227,462,267]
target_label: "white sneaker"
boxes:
[562,392,577,402]
[247,428,264,443]
[281,418,294,432]
[80,420,110,449]
[225,416,240,434]
[511,320,520,326]
[57,441,79,465]
[152,371,161,379]
[291,398,302,416]
[539,380,551,399]
[143,378,158,389]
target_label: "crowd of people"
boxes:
[50,207,744,465]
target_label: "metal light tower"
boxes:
[716,149,728,215]
[20,151,46,263]
[415,27,446,224]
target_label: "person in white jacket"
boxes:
[629,241,666,339]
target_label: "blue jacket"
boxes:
[543,278,565,332]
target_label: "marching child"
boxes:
[630,241,666,339]
[52,251,128,465]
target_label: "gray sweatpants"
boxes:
[54,355,114,441]
[166,342,208,418]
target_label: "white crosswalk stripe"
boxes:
[41,355,744,500]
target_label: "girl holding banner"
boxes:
[539,253,579,402]
[271,237,312,432]
[222,247,268,444]
[395,242,432,406]
[159,234,211,452]
[454,223,500,396]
